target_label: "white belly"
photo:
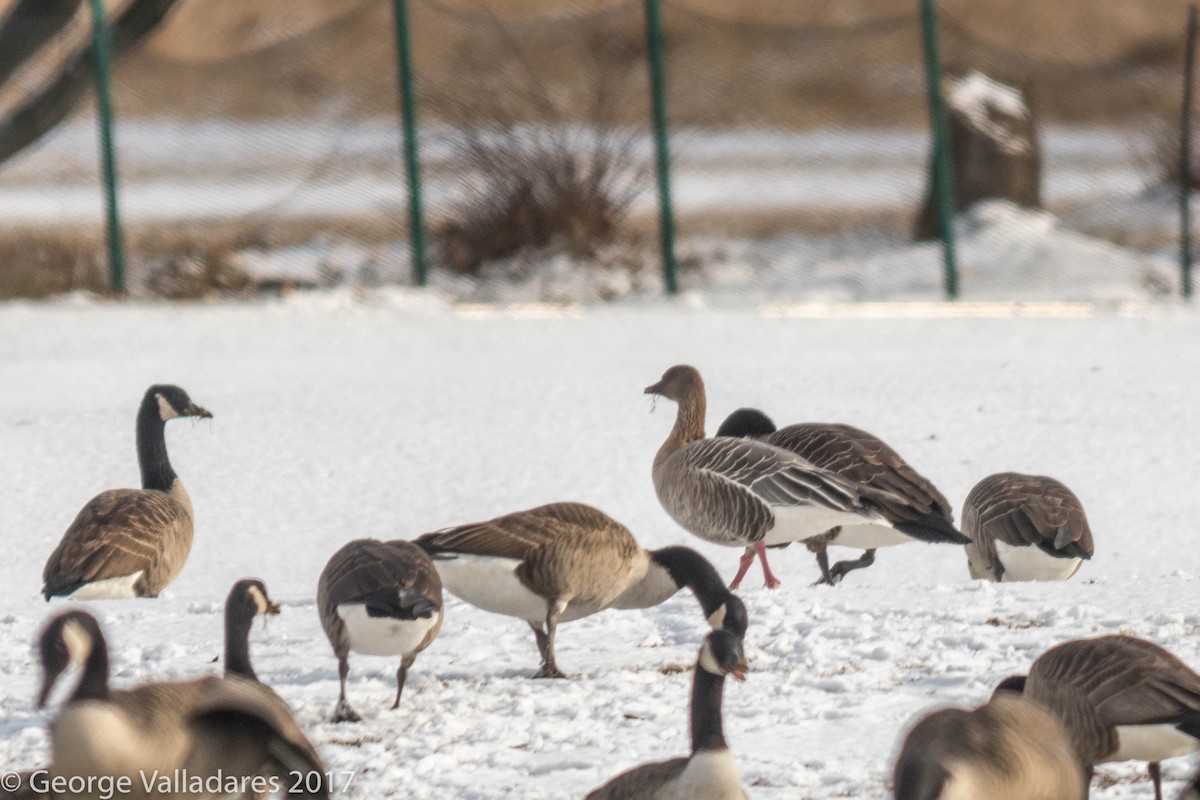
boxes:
[762,505,887,547]
[830,522,912,549]
[1108,723,1200,763]
[68,571,145,600]
[995,542,1082,582]
[432,555,552,623]
[337,604,441,657]
[662,750,746,800]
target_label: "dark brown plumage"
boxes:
[317,539,443,722]
[962,472,1093,581]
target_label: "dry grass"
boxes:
[0,229,108,299]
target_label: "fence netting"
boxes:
[0,0,1191,303]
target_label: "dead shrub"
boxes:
[429,17,646,276]
[0,231,107,299]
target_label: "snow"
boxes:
[3,300,1200,797]
[945,71,1032,155]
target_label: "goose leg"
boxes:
[730,547,757,590]
[815,549,877,587]
[391,654,416,710]
[532,606,567,679]
[754,541,782,589]
[332,654,362,723]
[528,621,551,665]
[1149,762,1161,800]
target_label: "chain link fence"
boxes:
[0,0,1192,303]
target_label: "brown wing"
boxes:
[1031,636,1200,730]
[414,502,621,560]
[42,488,190,597]
[963,472,1094,558]
[585,757,689,799]
[767,423,954,524]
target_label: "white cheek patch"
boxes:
[156,393,180,421]
[61,619,93,665]
[698,640,722,675]
[248,585,270,615]
[707,604,727,630]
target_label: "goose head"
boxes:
[716,408,777,438]
[36,610,106,708]
[145,384,213,422]
[644,365,704,403]
[699,629,748,682]
[992,674,1027,698]
[226,578,281,630]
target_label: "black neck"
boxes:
[690,667,728,752]
[72,630,110,703]
[651,547,746,637]
[224,613,257,681]
[136,396,176,492]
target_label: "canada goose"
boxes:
[995,635,1200,800]
[317,539,443,722]
[716,408,963,586]
[586,629,749,799]
[645,365,908,589]
[962,472,1094,582]
[42,384,212,601]
[414,502,748,679]
[35,609,328,799]
[892,693,1085,800]
[224,578,280,681]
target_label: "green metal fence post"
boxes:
[391,0,428,287]
[919,0,958,300]
[1181,3,1197,299]
[89,0,126,294]
[643,0,678,295]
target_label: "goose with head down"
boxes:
[415,501,747,679]
[35,609,328,800]
[995,635,1200,800]
[645,365,908,589]
[961,471,1094,582]
[42,384,212,601]
[317,539,444,722]
[716,407,964,586]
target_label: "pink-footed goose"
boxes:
[42,384,212,600]
[35,609,329,799]
[317,539,444,722]
[996,635,1200,800]
[961,472,1094,582]
[586,629,749,799]
[716,408,964,586]
[646,365,913,589]
[414,502,747,679]
[893,693,1086,800]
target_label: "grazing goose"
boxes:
[892,693,1086,800]
[224,578,281,681]
[716,408,964,586]
[42,384,212,600]
[646,365,907,589]
[35,609,328,799]
[961,472,1094,582]
[996,635,1200,800]
[586,629,749,799]
[317,539,443,722]
[414,502,748,679]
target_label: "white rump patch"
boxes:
[829,522,912,549]
[669,750,745,800]
[763,505,889,546]
[995,541,1081,582]
[155,393,180,421]
[432,554,557,623]
[1109,723,1200,763]
[337,604,441,657]
[68,572,144,600]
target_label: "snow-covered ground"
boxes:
[3,299,1200,797]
